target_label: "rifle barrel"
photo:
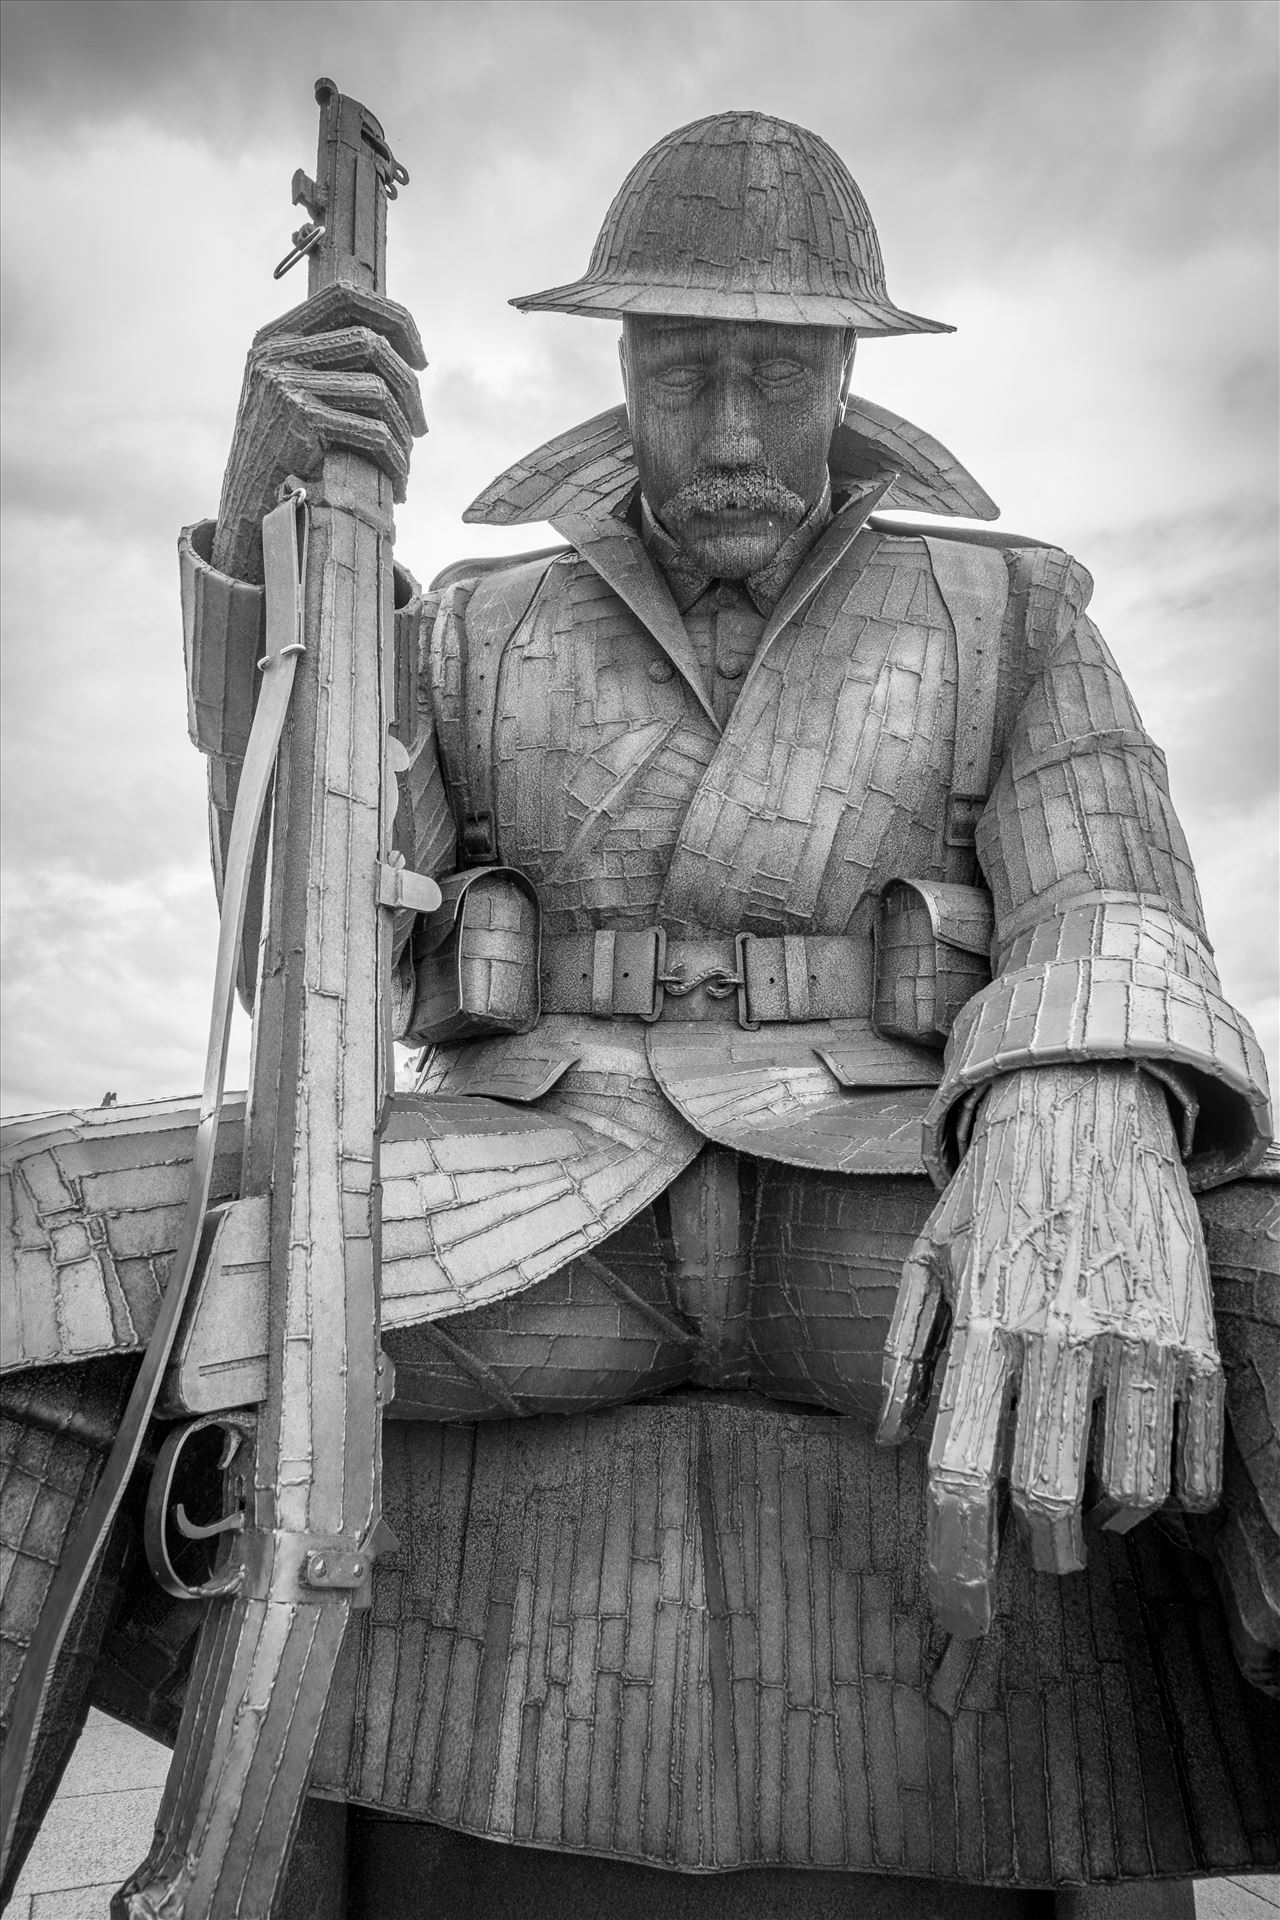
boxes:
[115,80,404,1915]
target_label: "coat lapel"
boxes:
[552,476,893,737]
[656,507,953,933]
[751,476,893,672]
[550,509,720,730]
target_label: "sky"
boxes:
[1,0,1277,1116]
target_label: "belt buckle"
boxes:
[655,937,746,1022]
[733,933,758,1031]
[642,927,667,1022]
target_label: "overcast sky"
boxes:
[2,0,1276,1116]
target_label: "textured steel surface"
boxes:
[1199,1157,1280,1693]
[408,868,541,1044]
[0,487,314,1884]
[381,1153,925,1421]
[509,111,952,334]
[310,1395,1280,1880]
[873,881,994,1045]
[116,81,415,1916]
[0,1362,138,1900]
[0,1098,245,1375]
[885,1063,1228,1636]
[118,439,397,1912]
[415,491,1266,1192]
[1,1072,703,1370]
[7,98,1279,1905]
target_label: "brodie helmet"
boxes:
[510,110,951,335]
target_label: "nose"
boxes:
[704,371,766,469]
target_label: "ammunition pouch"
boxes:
[872,880,994,1047]
[536,884,995,1041]
[405,875,995,1047]
[405,868,541,1045]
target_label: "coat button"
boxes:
[648,658,674,682]
[716,658,746,680]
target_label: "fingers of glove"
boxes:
[256,282,426,369]
[277,393,411,501]
[255,328,426,436]
[1173,1364,1225,1512]
[925,1325,1013,1637]
[1007,1335,1093,1574]
[1092,1340,1178,1533]
[879,1234,950,1447]
[282,371,416,459]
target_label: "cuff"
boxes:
[923,897,1273,1190]
[180,517,424,761]
[180,519,264,760]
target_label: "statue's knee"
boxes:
[747,1171,935,1422]
[384,1255,696,1420]
[1197,1170,1279,1456]
[1194,1164,1280,1693]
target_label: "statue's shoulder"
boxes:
[869,514,1095,649]
[427,542,572,601]
[420,544,575,736]
[422,541,574,658]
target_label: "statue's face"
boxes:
[621,317,853,579]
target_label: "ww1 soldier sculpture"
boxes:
[2,86,1277,1920]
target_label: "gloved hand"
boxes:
[211,283,426,582]
[879,1060,1223,1636]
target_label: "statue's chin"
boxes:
[667,510,798,581]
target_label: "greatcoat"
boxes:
[2,396,1276,1883]
[384,397,1269,1302]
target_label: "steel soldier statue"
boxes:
[3,109,1278,1917]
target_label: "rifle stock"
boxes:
[115,82,418,1916]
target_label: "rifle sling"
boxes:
[0,491,309,1874]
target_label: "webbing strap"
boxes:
[922,537,1009,880]
[457,557,559,863]
[0,492,309,1875]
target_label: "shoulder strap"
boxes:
[922,537,1010,882]
[433,553,562,864]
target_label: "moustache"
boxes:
[659,467,806,523]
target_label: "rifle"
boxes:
[1,77,434,1915]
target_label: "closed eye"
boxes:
[755,360,806,388]
[655,365,703,394]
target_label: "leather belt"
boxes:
[540,928,874,1028]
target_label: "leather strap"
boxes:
[922,537,1009,880]
[539,928,873,1027]
[0,491,309,1872]
[456,557,560,863]
[740,933,874,1025]
[542,927,668,1021]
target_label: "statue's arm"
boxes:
[937,573,1269,1186]
[881,554,1273,1637]
[180,287,444,1005]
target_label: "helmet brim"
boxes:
[509,278,953,335]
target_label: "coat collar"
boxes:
[463,394,993,734]
[463,396,997,530]
[548,476,894,733]
[547,500,719,726]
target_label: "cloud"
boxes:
[2,0,1276,1112]
[0,860,248,1114]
